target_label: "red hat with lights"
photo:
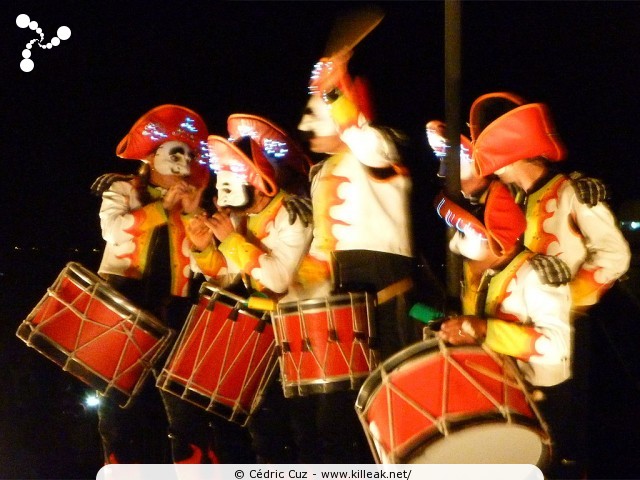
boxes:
[227,114,312,178]
[116,104,209,162]
[469,92,567,176]
[308,53,375,125]
[207,135,278,197]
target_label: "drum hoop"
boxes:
[61,262,169,337]
[281,372,371,398]
[356,340,530,412]
[198,282,264,319]
[22,288,175,370]
[157,297,278,421]
[157,338,279,426]
[22,328,171,407]
[20,265,175,357]
[275,292,374,316]
[392,411,552,465]
[355,340,549,455]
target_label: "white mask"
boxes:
[153,141,193,176]
[216,170,250,207]
[297,95,337,137]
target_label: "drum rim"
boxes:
[275,292,375,315]
[282,373,370,397]
[198,282,266,319]
[20,331,155,407]
[18,273,173,348]
[64,262,171,338]
[157,354,280,427]
[157,377,252,425]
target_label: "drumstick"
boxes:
[323,6,385,57]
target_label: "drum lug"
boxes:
[227,307,240,322]
[254,318,268,333]
[329,328,339,342]
[205,292,220,311]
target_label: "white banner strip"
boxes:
[97,464,543,480]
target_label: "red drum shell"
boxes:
[273,292,378,397]
[16,262,174,407]
[156,283,278,425]
[355,339,552,466]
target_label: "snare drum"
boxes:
[16,262,174,407]
[156,283,278,426]
[355,339,552,466]
[272,292,378,397]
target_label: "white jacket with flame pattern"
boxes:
[524,174,630,307]
[98,180,197,297]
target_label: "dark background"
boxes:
[2,1,640,479]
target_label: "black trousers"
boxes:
[279,250,419,464]
[284,390,374,464]
[97,276,256,464]
[332,250,421,360]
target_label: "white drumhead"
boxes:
[407,422,546,465]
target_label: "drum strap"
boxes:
[377,277,414,305]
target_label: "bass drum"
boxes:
[355,338,552,466]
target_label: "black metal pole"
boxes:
[444,0,462,307]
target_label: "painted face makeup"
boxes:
[215,169,250,207]
[298,95,337,137]
[153,141,193,177]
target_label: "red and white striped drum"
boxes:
[272,292,378,397]
[156,283,278,426]
[16,262,174,407]
[355,338,552,466]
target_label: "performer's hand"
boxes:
[187,213,214,252]
[90,172,134,196]
[180,183,205,214]
[570,171,608,207]
[530,253,572,286]
[310,51,369,131]
[205,210,236,243]
[162,181,192,211]
[425,120,449,158]
[283,194,313,227]
[438,315,487,345]
[309,50,353,100]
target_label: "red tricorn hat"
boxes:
[116,104,209,162]
[227,114,312,177]
[469,93,567,176]
[207,135,278,197]
[469,92,526,142]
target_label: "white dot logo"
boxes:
[17,14,71,72]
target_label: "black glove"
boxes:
[90,172,135,196]
[530,253,572,286]
[570,171,608,207]
[282,194,313,227]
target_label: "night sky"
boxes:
[4,1,640,252]
[3,1,640,478]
